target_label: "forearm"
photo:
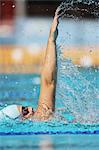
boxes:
[42,19,58,84]
[43,38,56,82]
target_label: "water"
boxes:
[56,0,99,18]
[55,0,99,125]
[0,71,99,135]
[56,58,99,124]
[0,135,99,150]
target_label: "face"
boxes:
[22,106,35,119]
[31,108,35,115]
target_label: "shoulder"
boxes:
[33,103,53,121]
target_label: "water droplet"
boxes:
[5,76,8,79]
[89,50,93,53]
[5,104,8,107]
[33,88,36,92]
[12,5,15,8]
[2,3,5,6]
[15,82,18,85]
[95,69,98,73]
[11,128,13,132]
[97,95,99,99]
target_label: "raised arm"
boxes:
[33,10,60,120]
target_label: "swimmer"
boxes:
[0,7,64,121]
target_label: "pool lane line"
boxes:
[0,130,99,136]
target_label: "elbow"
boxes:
[46,79,55,90]
[41,70,55,87]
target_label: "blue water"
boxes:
[0,66,99,135]
[0,135,99,150]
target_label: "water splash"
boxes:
[55,0,99,124]
[57,0,99,18]
[56,56,99,124]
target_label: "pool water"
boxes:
[0,64,99,135]
[0,135,99,150]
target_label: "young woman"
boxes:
[0,8,62,121]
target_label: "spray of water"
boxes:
[55,1,99,124]
[57,0,99,19]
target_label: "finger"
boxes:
[56,2,66,13]
[57,9,66,18]
[55,6,66,18]
[55,8,64,17]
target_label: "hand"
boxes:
[55,2,67,18]
[50,3,66,40]
[52,2,67,27]
[50,9,59,35]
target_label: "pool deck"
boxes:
[63,46,99,67]
[0,45,99,73]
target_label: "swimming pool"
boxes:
[0,134,99,150]
[0,64,99,135]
